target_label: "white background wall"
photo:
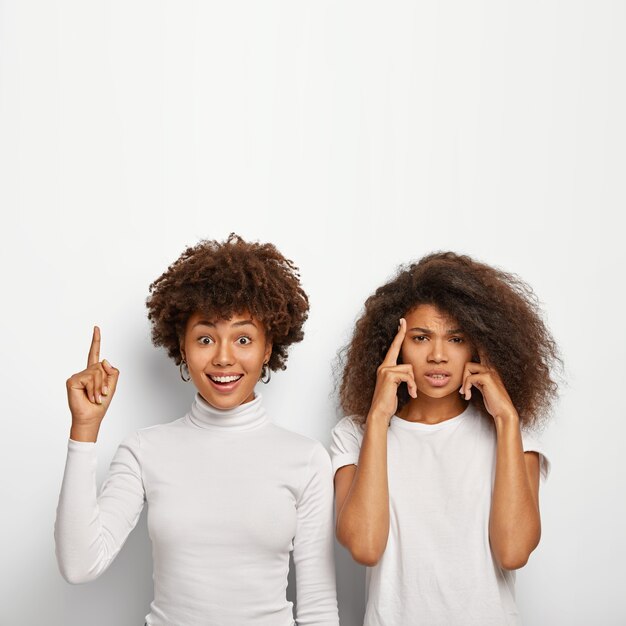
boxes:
[1,1,625,624]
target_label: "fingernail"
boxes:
[102,386,109,396]
[103,359,109,367]
[97,395,102,404]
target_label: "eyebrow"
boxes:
[232,319,257,328]
[192,319,257,329]
[408,327,463,334]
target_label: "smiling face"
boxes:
[401,304,474,403]
[181,311,272,410]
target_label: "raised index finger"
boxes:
[87,325,101,367]
[382,318,407,366]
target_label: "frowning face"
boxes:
[401,304,474,401]
[181,311,272,410]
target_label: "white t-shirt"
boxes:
[55,393,339,626]
[330,404,550,626]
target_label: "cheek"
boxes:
[241,347,267,371]
[185,350,206,372]
[458,345,474,363]
[400,341,425,364]
[183,342,197,363]
[449,347,473,373]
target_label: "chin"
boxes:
[199,391,242,410]
[418,386,461,400]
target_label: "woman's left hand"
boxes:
[459,359,517,422]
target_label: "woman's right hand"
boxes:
[367,318,417,425]
[66,326,119,441]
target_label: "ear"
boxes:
[264,341,273,365]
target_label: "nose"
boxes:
[427,338,448,363]
[212,340,235,367]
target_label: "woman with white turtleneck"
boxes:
[55,235,339,626]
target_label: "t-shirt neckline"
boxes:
[390,404,473,432]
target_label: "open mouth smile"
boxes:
[208,374,243,384]
[205,373,244,391]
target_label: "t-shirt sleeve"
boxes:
[292,442,339,626]
[521,430,551,482]
[54,432,146,584]
[329,417,364,475]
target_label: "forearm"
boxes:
[294,531,339,626]
[294,445,339,625]
[55,440,112,583]
[336,416,389,565]
[489,414,541,570]
[55,434,145,583]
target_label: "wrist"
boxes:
[366,408,393,427]
[365,413,392,434]
[493,409,520,432]
[70,422,101,443]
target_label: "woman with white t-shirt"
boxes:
[331,252,560,626]
[55,234,339,626]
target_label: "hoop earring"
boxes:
[179,360,191,382]
[260,363,271,384]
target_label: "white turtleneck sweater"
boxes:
[55,393,339,626]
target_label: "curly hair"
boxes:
[339,252,561,428]
[146,234,309,371]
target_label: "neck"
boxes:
[397,392,469,424]
[188,392,268,431]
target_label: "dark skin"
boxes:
[334,305,541,570]
[66,313,271,442]
[66,326,119,443]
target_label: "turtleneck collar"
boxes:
[187,392,268,432]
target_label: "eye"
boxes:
[412,335,428,342]
[198,336,214,345]
[237,336,252,346]
[449,337,464,344]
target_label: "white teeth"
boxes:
[429,374,447,379]
[209,375,242,383]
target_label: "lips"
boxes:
[205,373,244,392]
[424,371,452,388]
[208,374,243,384]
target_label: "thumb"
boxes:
[101,359,120,397]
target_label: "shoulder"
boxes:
[265,423,329,460]
[124,417,188,448]
[329,416,364,474]
[520,426,551,481]
[332,415,365,439]
[331,416,365,451]
[137,416,187,434]
[267,424,331,484]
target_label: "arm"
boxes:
[334,318,416,567]
[292,444,339,626]
[334,416,390,566]
[54,433,146,583]
[55,326,144,583]
[460,362,542,570]
[489,414,541,570]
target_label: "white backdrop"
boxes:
[1,1,625,624]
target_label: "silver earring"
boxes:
[179,360,191,382]
[260,363,271,384]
